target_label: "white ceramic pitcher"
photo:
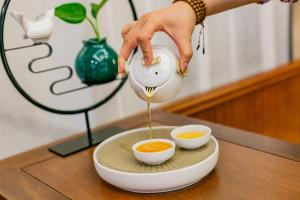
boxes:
[125,46,187,103]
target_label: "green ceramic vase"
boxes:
[75,38,118,85]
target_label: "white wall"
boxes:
[0,0,290,159]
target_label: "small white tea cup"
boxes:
[132,139,175,165]
[171,125,211,150]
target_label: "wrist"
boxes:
[172,1,197,24]
[173,0,207,25]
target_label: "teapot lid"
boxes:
[130,46,177,88]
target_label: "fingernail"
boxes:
[117,73,126,79]
[181,62,188,73]
[144,57,150,65]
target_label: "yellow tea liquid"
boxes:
[145,87,155,139]
[176,132,206,139]
[137,141,172,153]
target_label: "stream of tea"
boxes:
[145,87,156,139]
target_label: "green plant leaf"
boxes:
[91,3,100,19]
[55,3,86,24]
[91,0,108,19]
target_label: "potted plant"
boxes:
[55,1,118,85]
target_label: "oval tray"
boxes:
[93,126,219,193]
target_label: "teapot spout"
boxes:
[144,87,156,98]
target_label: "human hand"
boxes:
[118,1,196,74]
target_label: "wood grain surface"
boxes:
[25,140,300,200]
[0,112,300,200]
[163,61,300,143]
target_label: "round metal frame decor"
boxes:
[0,0,138,156]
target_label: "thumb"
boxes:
[174,37,193,73]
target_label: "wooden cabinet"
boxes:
[164,61,300,143]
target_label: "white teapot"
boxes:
[125,46,187,103]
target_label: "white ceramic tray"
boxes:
[93,126,219,193]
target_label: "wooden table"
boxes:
[0,111,300,200]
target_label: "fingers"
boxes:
[119,22,137,73]
[118,33,137,73]
[138,36,153,65]
[119,14,159,73]
[137,24,157,65]
[173,36,193,73]
[121,21,137,39]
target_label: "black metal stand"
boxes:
[49,121,125,157]
[0,0,138,156]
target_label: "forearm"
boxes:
[206,0,257,15]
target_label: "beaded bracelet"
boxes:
[258,0,298,4]
[173,0,207,25]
